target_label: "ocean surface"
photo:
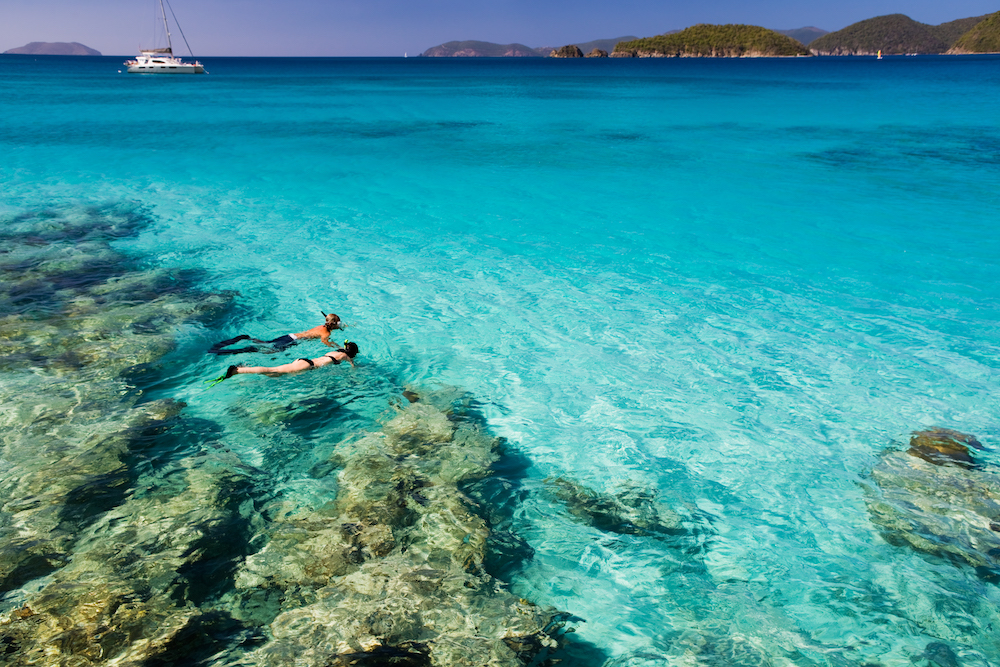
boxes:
[1,54,1000,666]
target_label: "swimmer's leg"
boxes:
[209,335,259,355]
[251,334,297,351]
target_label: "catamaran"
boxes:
[125,0,205,74]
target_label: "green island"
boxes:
[612,24,811,57]
[809,13,989,55]
[949,11,1000,53]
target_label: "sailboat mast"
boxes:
[158,0,173,53]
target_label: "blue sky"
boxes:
[2,0,998,57]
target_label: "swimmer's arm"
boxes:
[320,330,335,347]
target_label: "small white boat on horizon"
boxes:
[126,47,204,74]
[125,0,205,74]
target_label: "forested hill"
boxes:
[809,13,988,55]
[949,11,1000,53]
[934,15,993,45]
[613,24,811,57]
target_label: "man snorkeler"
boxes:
[209,311,345,355]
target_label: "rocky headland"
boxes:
[549,45,583,58]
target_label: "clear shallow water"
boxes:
[2,54,1000,665]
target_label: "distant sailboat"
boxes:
[125,0,205,74]
[877,49,883,60]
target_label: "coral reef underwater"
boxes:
[0,204,564,666]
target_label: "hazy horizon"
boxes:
[2,0,998,58]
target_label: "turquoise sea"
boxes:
[1,54,999,666]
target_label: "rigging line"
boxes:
[163,0,197,57]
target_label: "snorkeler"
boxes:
[206,341,359,386]
[209,311,345,355]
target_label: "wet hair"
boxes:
[324,312,341,331]
[340,341,359,358]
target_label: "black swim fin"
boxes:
[209,334,259,355]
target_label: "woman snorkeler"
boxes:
[206,340,359,386]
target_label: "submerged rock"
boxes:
[907,427,983,467]
[866,428,1000,573]
[238,391,564,666]
[548,477,684,536]
[919,642,962,667]
[0,449,257,666]
[0,204,249,664]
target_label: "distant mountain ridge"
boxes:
[809,14,988,55]
[422,36,638,57]
[776,27,827,45]
[534,37,639,56]
[421,41,542,57]
[3,42,101,56]
[424,12,999,59]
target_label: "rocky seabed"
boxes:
[1,204,998,667]
[0,203,571,666]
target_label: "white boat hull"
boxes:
[127,63,204,73]
[125,51,205,74]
